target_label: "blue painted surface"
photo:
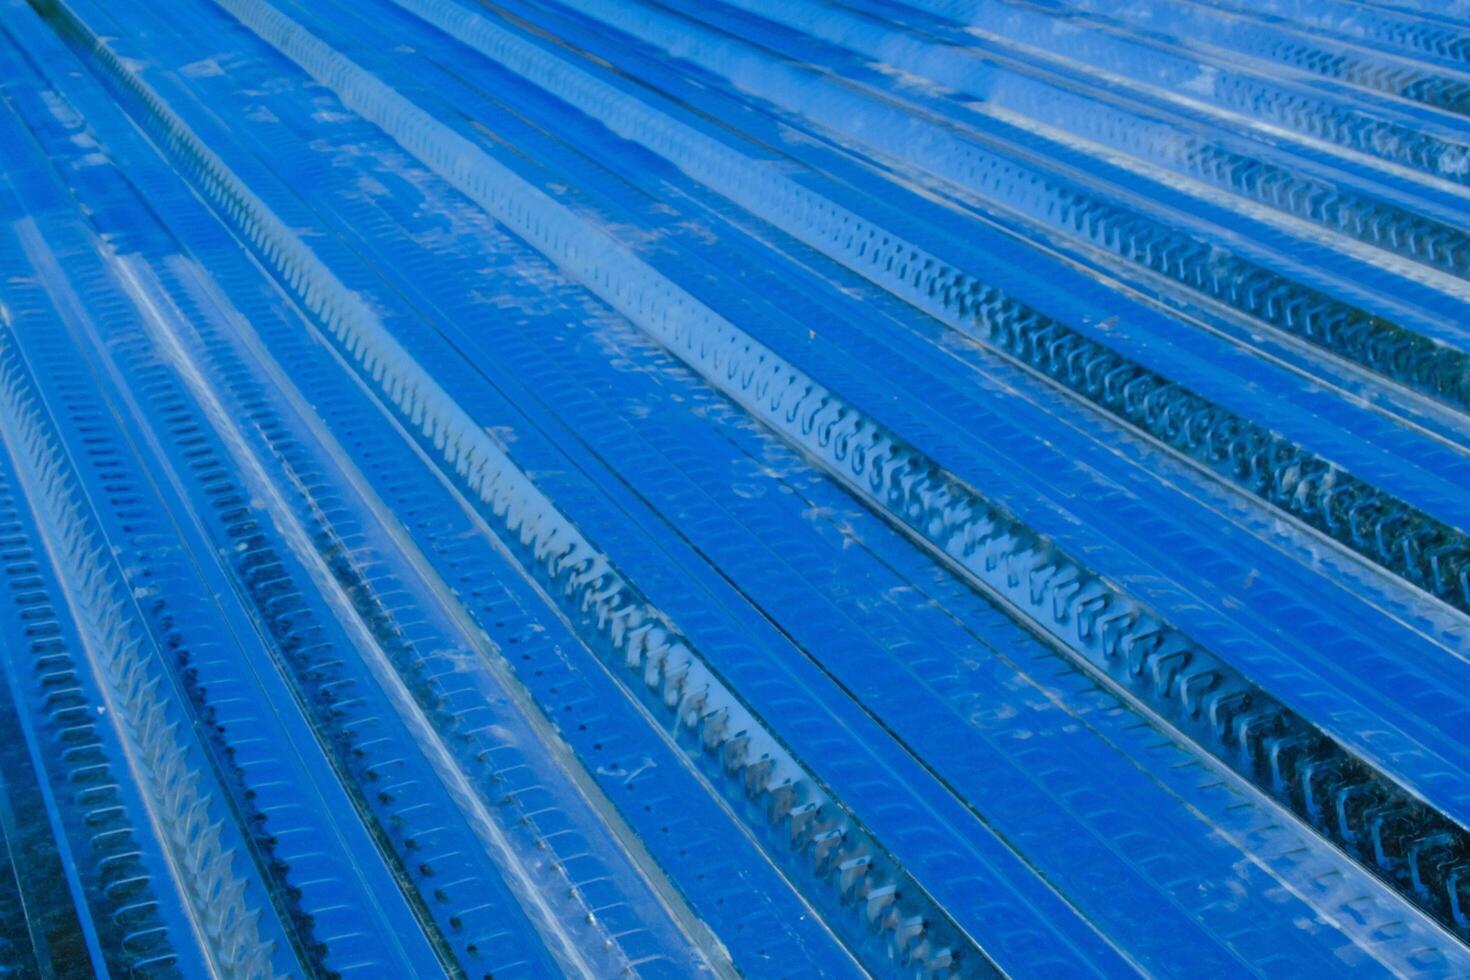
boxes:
[0,0,1467,975]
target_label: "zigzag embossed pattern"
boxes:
[0,0,1468,976]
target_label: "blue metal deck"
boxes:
[0,0,1468,975]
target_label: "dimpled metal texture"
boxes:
[0,0,1468,976]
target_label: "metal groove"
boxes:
[29,1,1009,972]
[689,0,1470,405]
[479,0,1470,621]
[0,299,281,979]
[178,0,1470,946]
[910,0,1470,185]
[1,0,1467,974]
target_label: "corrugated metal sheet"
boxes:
[1,0,1468,974]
